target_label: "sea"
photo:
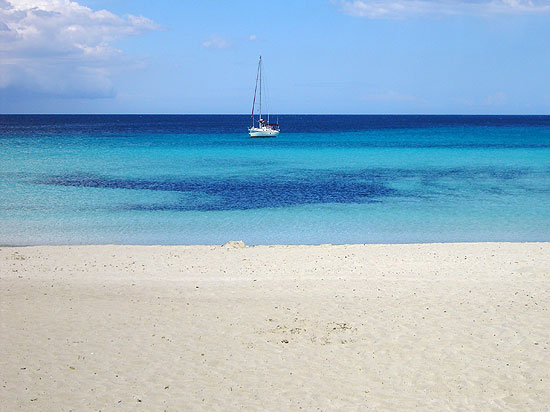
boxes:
[1,115,549,245]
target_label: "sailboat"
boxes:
[249,56,280,138]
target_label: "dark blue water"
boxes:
[1,115,549,244]
[4,114,550,133]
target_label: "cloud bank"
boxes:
[337,0,550,19]
[0,0,159,99]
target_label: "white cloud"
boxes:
[249,34,257,41]
[202,35,231,49]
[337,0,550,19]
[0,0,160,99]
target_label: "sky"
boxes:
[1,0,550,114]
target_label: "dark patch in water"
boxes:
[37,172,397,211]
[35,166,548,211]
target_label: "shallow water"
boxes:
[1,115,549,244]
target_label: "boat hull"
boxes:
[249,128,279,138]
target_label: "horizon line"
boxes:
[2,113,550,116]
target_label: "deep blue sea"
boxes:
[1,115,550,245]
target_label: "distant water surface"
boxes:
[1,115,549,245]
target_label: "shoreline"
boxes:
[2,240,549,247]
[2,242,549,410]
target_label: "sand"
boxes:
[1,242,549,411]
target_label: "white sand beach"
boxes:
[1,242,549,411]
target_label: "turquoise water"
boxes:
[1,115,549,244]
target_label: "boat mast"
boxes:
[250,57,261,128]
[259,56,262,124]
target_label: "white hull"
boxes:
[249,127,279,138]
